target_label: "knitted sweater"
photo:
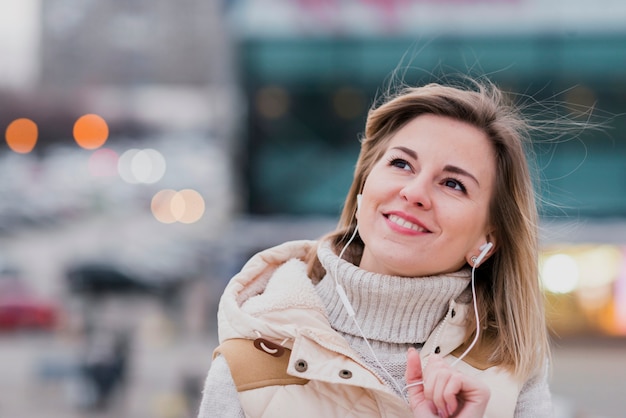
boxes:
[198,241,553,417]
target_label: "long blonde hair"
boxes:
[307,79,549,382]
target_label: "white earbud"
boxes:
[473,242,493,267]
[356,194,362,210]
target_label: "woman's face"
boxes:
[357,113,496,277]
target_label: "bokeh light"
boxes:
[151,189,205,224]
[151,189,179,224]
[88,148,119,177]
[73,114,109,149]
[118,148,166,184]
[5,118,38,154]
[174,189,205,224]
[333,86,366,119]
[256,85,289,119]
[542,253,579,294]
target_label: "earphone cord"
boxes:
[335,224,482,400]
[335,226,409,400]
[402,263,481,392]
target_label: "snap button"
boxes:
[434,346,441,354]
[338,369,352,379]
[295,360,308,372]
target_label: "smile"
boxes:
[386,214,429,232]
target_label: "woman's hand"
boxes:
[405,348,490,418]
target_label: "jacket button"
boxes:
[434,346,441,354]
[338,369,352,379]
[295,360,308,372]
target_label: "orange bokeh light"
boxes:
[5,118,38,154]
[73,114,109,150]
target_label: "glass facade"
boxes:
[238,35,626,218]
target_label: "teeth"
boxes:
[388,215,426,232]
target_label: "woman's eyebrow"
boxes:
[391,146,417,159]
[444,165,480,186]
[391,146,480,186]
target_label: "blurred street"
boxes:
[0,210,222,418]
[0,327,217,418]
[551,339,626,418]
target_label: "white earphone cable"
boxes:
[334,225,408,399]
[403,262,481,392]
[334,217,483,399]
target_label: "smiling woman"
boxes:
[198,79,553,418]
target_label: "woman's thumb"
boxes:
[405,347,424,388]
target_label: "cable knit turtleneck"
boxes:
[314,240,471,392]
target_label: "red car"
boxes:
[0,272,59,331]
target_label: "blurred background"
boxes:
[1,0,625,417]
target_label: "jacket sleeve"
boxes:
[513,361,553,418]
[197,355,245,418]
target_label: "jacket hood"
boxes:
[217,240,329,344]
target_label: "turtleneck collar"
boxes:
[315,240,471,344]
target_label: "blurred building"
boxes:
[41,0,226,86]
[2,0,238,147]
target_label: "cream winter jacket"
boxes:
[213,240,523,418]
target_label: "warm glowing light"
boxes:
[176,189,205,224]
[88,148,119,177]
[256,86,289,119]
[151,189,205,224]
[151,189,178,224]
[333,87,365,119]
[577,245,621,288]
[73,114,109,149]
[5,118,38,153]
[118,148,166,184]
[614,249,626,334]
[541,254,579,294]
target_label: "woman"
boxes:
[198,80,553,417]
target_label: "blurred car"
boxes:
[0,269,59,331]
[65,262,157,296]
[64,261,187,301]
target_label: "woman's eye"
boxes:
[390,158,412,171]
[444,179,466,192]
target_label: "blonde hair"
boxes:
[307,79,550,382]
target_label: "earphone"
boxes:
[473,242,493,267]
[356,193,362,210]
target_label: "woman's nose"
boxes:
[400,177,432,209]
